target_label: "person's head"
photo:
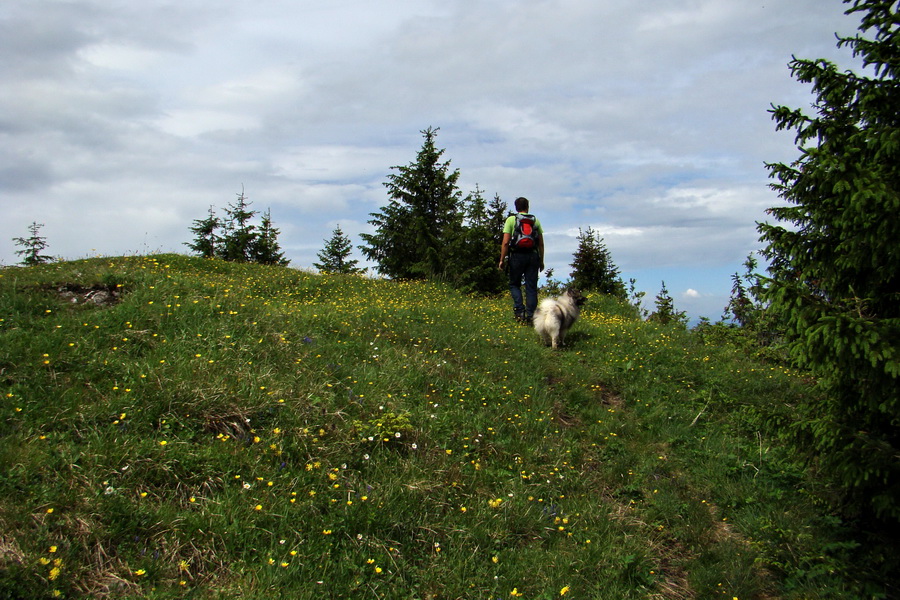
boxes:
[514,197,529,212]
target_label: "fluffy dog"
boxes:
[533,288,586,349]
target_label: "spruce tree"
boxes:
[723,254,768,329]
[452,188,508,294]
[186,192,288,266]
[220,188,257,263]
[758,0,900,521]
[360,127,464,280]
[648,281,687,326]
[251,209,290,266]
[13,221,52,266]
[314,225,365,274]
[569,227,626,298]
[185,206,221,259]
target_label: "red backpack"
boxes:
[511,213,539,250]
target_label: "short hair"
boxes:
[514,197,529,212]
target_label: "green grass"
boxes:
[0,254,891,599]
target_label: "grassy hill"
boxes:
[0,255,889,599]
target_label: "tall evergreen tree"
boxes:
[12,221,52,266]
[569,227,626,298]
[186,191,288,266]
[758,0,900,521]
[452,188,508,294]
[314,225,365,274]
[220,188,257,263]
[251,209,290,266]
[360,127,464,280]
[648,281,687,326]
[723,254,765,328]
[185,205,221,259]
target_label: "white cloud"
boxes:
[78,42,168,72]
[156,109,261,138]
[272,146,400,183]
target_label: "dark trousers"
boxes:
[507,251,540,317]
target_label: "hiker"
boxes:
[498,196,544,324]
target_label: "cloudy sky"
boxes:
[1,0,865,320]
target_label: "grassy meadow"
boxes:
[0,255,889,599]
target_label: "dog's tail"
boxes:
[532,298,561,329]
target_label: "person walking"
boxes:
[498,197,544,324]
